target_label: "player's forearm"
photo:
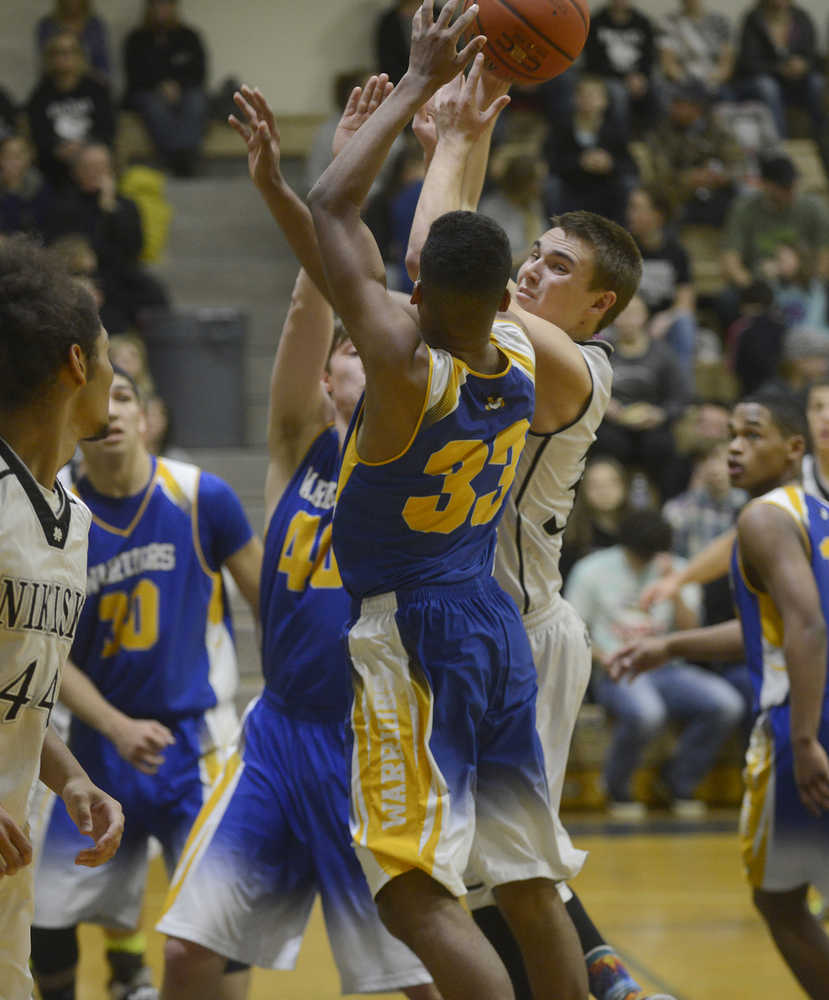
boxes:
[406,134,472,280]
[785,620,827,743]
[678,529,736,587]
[310,74,429,216]
[59,660,128,745]
[664,619,745,661]
[39,725,89,798]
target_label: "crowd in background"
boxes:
[3,0,829,813]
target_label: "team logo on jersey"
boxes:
[53,527,63,543]
[485,396,505,411]
[0,575,86,639]
[87,542,176,595]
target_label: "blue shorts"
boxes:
[157,697,430,994]
[34,714,220,930]
[347,577,567,899]
[741,706,829,895]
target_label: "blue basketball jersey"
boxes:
[731,484,829,716]
[334,321,535,598]
[70,457,253,721]
[260,427,352,720]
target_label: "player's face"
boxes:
[806,385,829,454]
[727,403,795,495]
[515,229,608,338]
[84,374,146,458]
[75,325,113,441]
[324,338,365,422]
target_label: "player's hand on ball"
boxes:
[229,85,283,190]
[332,74,394,159]
[114,718,176,775]
[407,0,486,94]
[0,805,32,877]
[793,738,829,817]
[62,777,124,867]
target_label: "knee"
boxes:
[163,936,218,983]
[629,704,667,741]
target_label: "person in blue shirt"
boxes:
[29,368,261,1000]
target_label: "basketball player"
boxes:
[403,57,676,1000]
[29,368,262,1000]
[610,391,829,999]
[157,76,437,1000]
[309,2,587,997]
[0,235,123,1000]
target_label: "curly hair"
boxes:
[0,234,100,412]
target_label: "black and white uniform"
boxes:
[469,340,613,909]
[0,438,89,1000]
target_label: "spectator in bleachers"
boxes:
[719,152,829,328]
[0,88,16,141]
[374,0,419,84]
[565,509,744,819]
[766,241,829,333]
[479,154,548,273]
[560,456,632,583]
[123,0,208,177]
[48,142,168,332]
[732,0,824,142]
[626,184,698,377]
[657,0,736,98]
[582,0,663,133]
[108,331,155,398]
[776,325,829,392]
[0,134,54,238]
[728,279,788,393]
[305,68,367,191]
[594,294,690,500]
[26,30,114,189]
[542,74,638,225]
[36,1,111,82]
[48,232,103,313]
[644,82,745,226]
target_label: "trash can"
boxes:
[140,307,248,447]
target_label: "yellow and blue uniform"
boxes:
[34,457,252,932]
[731,484,829,895]
[337,322,565,900]
[156,429,430,991]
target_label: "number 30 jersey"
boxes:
[69,457,253,724]
[0,438,90,827]
[334,321,535,599]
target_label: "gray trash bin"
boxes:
[140,307,248,447]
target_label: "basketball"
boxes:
[467,0,590,83]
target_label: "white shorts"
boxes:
[468,598,589,909]
[0,862,35,1000]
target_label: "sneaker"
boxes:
[671,798,707,819]
[608,800,647,821]
[109,967,158,1000]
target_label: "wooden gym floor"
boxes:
[70,811,812,1000]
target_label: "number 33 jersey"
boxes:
[69,457,253,724]
[0,438,90,827]
[334,321,535,598]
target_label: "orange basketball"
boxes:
[468,0,590,83]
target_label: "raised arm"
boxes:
[639,527,736,610]
[738,501,829,816]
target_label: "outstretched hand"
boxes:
[407,0,486,95]
[332,74,395,159]
[229,85,282,190]
[606,637,670,682]
[431,53,510,142]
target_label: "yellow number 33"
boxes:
[402,419,529,534]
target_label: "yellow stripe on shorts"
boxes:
[740,722,773,887]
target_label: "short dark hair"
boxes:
[0,234,100,412]
[739,388,808,440]
[618,509,673,560]
[111,364,141,402]
[420,210,512,309]
[549,210,643,330]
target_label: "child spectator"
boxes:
[36,1,111,81]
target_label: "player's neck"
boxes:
[451,339,504,375]
[0,402,77,490]
[83,446,153,499]
[815,448,829,487]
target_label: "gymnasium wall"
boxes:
[1,0,828,117]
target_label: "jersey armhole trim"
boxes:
[191,469,217,581]
[528,345,598,439]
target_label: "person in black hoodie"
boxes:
[26,30,114,189]
[123,0,208,176]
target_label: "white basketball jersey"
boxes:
[0,438,90,827]
[495,341,613,616]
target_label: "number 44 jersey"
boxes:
[68,457,253,725]
[0,438,90,828]
[334,321,535,599]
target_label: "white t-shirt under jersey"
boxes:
[0,438,90,828]
[495,339,613,616]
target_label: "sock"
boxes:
[586,944,643,1000]
[30,925,78,1000]
[106,930,147,986]
[565,892,607,954]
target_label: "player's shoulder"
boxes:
[492,316,535,376]
[740,484,808,532]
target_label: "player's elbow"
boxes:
[307,178,337,216]
[404,246,421,284]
